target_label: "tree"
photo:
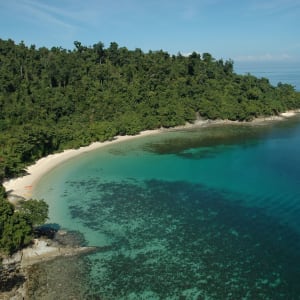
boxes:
[107,42,119,65]
[74,41,84,53]
[93,41,105,64]
[0,197,13,231]
[19,199,49,226]
[0,212,32,254]
[0,196,49,256]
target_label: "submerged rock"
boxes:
[25,255,90,299]
[0,261,25,299]
[0,230,97,299]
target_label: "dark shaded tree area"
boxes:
[0,196,48,256]
[0,178,48,256]
[1,38,300,179]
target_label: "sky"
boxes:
[0,0,300,62]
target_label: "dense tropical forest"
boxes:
[1,38,300,181]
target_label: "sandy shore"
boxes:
[3,110,300,200]
[3,129,162,199]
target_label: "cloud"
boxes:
[182,6,198,20]
[5,0,75,29]
[250,0,300,16]
[234,53,293,62]
[180,0,221,20]
[4,0,105,29]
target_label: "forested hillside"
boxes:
[1,38,300,180]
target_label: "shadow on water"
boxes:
[143,116,300,159]
[57,178,300,299]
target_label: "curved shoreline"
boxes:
[3,110,300,200]
[3,129,162,199]
[1,110,300,299]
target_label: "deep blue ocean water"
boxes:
[234,61,300,91]
[32,65,300,299]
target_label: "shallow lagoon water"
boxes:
[32,116,300,299]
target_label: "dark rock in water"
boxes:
[53,230,87,247]
[34,225,87,247]
[0,263,25,293]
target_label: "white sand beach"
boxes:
[280,110,299,117]
[3,110,300,200]
[3,129,162,200]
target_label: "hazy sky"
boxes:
[1,0,299,62]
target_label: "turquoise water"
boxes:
[33,117,300,299]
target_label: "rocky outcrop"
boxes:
[0,230,97,299]
[21,239,96,267]
[0,257,25,299]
